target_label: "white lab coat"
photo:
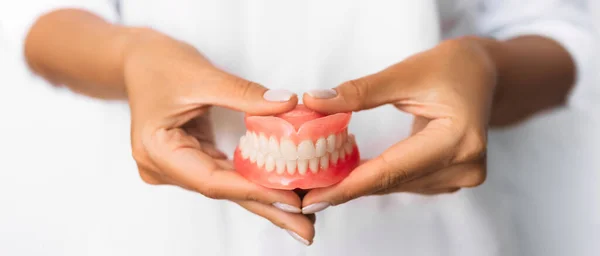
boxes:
[0,1,598,256]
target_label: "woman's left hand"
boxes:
[301,38,495,213]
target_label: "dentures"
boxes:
[233,105,360,190]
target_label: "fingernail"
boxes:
[302,202,330,214]
[306,89,337,99]
[286,230,310,246]
[272,202,302,213]
[263,89,295,102]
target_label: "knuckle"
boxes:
[458,164,487,188]
[232,78,261,100]
[453,131,487,164]
[344,79,370,110]
[138,168,162,185]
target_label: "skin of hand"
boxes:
[25,10,316,244]
[300,35,576,215]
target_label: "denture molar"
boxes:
[233,104,360,190]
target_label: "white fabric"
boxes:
[0,1,598,255]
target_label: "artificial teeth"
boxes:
[265,155,275,172]
[320,154,329,170]
[331,151,339,165]
[309,158,319,173]
[286,160,296,175]
[335,133,343,149]
[268,136,281,157]
[327,134,336,153]
[297,140,316,159]
[259,133,269,153]
[275,159,286,174]
[297,159,308,175]
[256,152,265,168]
[315,137,327,157]
[280,139,297,160]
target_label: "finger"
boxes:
[199,69,298,115]
[138,168,168,185]
[236,200,315,245]
[303,119,457,207]
[148,128,302,211]
[374,162,486,194]
[302,63,416,114]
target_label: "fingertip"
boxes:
[302,90,350,114]
[245,89,298,116]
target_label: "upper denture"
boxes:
[244,105,351,143]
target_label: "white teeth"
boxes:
[239,132,355,174]
[286,160,296,175]
[339,148,347,160]
[297,140,316,159]
[239,136,246,148]
[297,159,308,175]
[331,151,339,165]
[268,136,281,158]
[256,152,265,168]
[326,134,336,153]
[335,133,343,149]
[344,141,353,156]
[251,132,259,149]
[258,133,269,153]
[249,150,257,163]
[315,137,327,157]
[275,159,286,174]
[265,155,275,172]
[320,154,329,170]
[280,139,297,160]
[309,158,319,173]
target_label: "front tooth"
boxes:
[286,160,296,175]
[275,159,286,174]
[331,151,339,165]
[309,158,319,173]
[320,154,330,170]
[249,150,257,163]
[297,159,308,175]
[268,136,281,157]
[265,155,275,172]
[297,140,316,159]
[258,133,269,153]
[251,132,260,149]
[256,152,265,168]
[315,137,327,157]
[280,139,297,160]
[335,133,343,149]
[326,134,336,153]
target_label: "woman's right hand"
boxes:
[122,30,314,245]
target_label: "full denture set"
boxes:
[234,105,360,190]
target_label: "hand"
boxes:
[123,32,315,243]
[301,38,494,213]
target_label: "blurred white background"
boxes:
[0,2,599,256]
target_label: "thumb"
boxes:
[302,67,412,114]
[201,70,298,115]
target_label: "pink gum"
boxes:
[245,113,351,143]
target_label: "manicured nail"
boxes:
[286,230,310,246]
[302,202,330,214]
[263,89,295,102]
[272,202,301,213]
[306,89,337,99]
